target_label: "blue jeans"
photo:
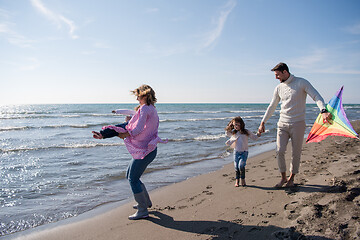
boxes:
[234,151,248,179]
[126,148,157,194]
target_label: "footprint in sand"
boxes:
[202,190,214,195]
[284,201,301,220]
[231,218,243,224]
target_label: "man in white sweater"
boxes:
[258,62,332,188]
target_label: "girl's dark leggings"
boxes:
[100,122,127,139]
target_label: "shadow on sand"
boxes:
[246,183,346,195]
[146,211,333,240]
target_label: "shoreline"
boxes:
[4,121,360,240]
[2,141,277,239]
[5,147,281,240]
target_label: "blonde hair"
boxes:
[225,116,249,136]
[131,84,157,107]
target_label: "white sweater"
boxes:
[225,130,259,152]
[262,74,326,124]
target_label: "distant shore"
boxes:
[6,121,360,240]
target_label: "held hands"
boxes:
[257,122,265,136]
[322,112,333,124]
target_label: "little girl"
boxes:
[92,109,136,139]
[225,116,260,187]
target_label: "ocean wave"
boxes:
[226,110,267,114]
[0,211,78,236]
[158,109,266,115]
[83,113,115,117]
[160,115,263,123]
[0,126,33,132]
[159,110,222,115]
[194,133,225,141]
[0,123,115,132]
[0,110,269,119]
[0,114,81,120]
[0,142,124,153]
[343,105,360,109]
[0,113,116,120]
[160,117,229,123]
[166,129,272,143]
[168,133,226,142]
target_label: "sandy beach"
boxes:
[8,121,360,240]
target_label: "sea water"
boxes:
[1,103,359,236]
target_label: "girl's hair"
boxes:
[225,116,249,136]
[131,84,157,110]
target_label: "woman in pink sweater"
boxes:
[117,85,167,220]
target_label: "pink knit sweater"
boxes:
[124,104,167,159]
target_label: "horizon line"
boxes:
[1,102,360,106]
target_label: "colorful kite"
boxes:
[306,86,359,143]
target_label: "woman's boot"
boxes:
[133,183,152,209]
[128,191,149,220]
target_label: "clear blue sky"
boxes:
[1,0,359,104]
